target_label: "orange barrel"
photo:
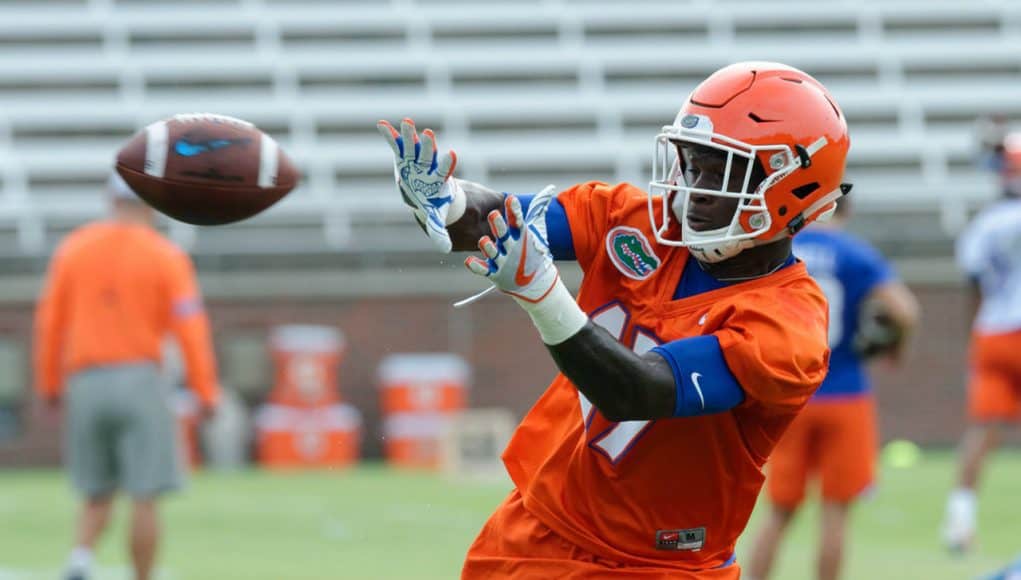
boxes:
[255,403,362,469]
[378,353,469,416]
[378,353,469,469]
[381,413,453,470]
[268,325,346,408]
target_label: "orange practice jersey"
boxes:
[34,221,219,406]
[502,182,829,572]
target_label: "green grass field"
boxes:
[1,451,1019,580]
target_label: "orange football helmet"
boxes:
[649,61,851,262]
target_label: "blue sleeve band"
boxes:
[172,297,203,318]
[652,335,745,417]
[515,193,576,261]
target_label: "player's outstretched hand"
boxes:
[465,187,559,303]
[377,118,464,253]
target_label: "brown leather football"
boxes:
[115,113,299,225]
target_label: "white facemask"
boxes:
[649,114,797,261]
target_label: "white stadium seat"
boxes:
[0,0,1018,257]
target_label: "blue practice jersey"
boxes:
[793,228,895,399]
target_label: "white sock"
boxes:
[946,488,977,527]
[67,546,93,572]
[948,488,977,513]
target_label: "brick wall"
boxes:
[1,284,1013,467]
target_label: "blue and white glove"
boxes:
[465,187,588,345]
[465,189,559,303]
[377,118,466,253]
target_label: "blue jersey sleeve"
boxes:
[652,335,746,417]
[849,239,895,295]
[516,193,576,261]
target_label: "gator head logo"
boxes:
[606,226,660,280]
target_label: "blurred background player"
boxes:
[943,134,1021,553]
[745,197,919,580]
[974,114,1011,174]
[381,61,849,578]
[33,171,220,580]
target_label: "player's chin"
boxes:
[686,217,723,231]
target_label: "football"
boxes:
[115,113,299,225]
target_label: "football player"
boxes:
[744,197,919,580]
[943,134,1021,553]
[380,61,850,579]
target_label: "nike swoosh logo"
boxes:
[515,235,538,286]
[174,138,243,157]
[690,372,706,410]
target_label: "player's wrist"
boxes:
[443,178,467,225]
[512,276,588,345]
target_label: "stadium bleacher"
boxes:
[0,0,1016,274]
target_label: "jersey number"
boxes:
[579,303,659,463]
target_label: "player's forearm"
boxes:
[174,317,220,407]
[32,343,62,400]
[883,283,920,357]
[33,300,63,399]
[967,279,981,328]
[447,180,505,251]
[509,271,677,421]
[885,282,920,333]
[546,323,677,422]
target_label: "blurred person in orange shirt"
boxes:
[34,171,220,580]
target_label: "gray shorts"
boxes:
[66,363,184,499]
